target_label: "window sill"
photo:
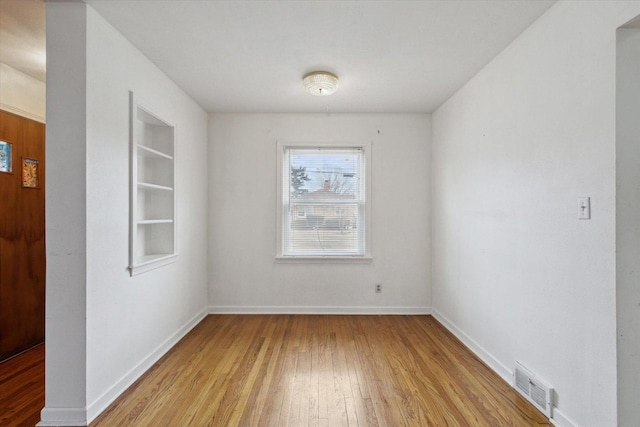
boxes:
[128,253,178,276]
[275,256,372,264]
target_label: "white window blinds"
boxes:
[282,147,366,256]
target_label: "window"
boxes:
[277,142,371,260]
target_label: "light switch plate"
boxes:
[578,197,590,220]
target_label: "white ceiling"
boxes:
[0,0,46,82]
[1,0,556,113]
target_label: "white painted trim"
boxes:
[37,408,87,426]
[0,103,45,123]
[208,306,431,315]
[275,256,373,264]
[432,309,576,427]
[549,409,578,427]
[84,308,208,424]
[128,253,178,276]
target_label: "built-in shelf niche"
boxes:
[129,92,177,276]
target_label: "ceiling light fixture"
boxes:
[303,71,339,96]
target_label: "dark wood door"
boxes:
[0,110,46,361]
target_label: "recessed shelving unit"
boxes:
[129,92,177,276]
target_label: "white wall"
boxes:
[41,3,209,425]
[432,2,640,427]
[616,25,640,427]
[0,62,45,122]
[208,114,430,313]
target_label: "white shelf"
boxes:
[129,91,176,277]
[137,144,173,160]
[137,219,174,225]
[138,182,173,191]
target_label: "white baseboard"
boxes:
[208,305,431,315]
[84,308,208,424]
[37,408,87,426]
[432,309,576,427]
[431,309,512,382]
[550,408,578,427]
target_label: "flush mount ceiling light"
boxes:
[303,71,339,96]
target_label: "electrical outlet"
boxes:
[375,283,382,293]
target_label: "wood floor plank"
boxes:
[89,315,552,427]
[0,344,44,427]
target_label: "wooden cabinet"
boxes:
[129,93,177,276]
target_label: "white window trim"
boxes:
[275,140,372,262]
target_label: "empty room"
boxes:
[1,1,640,426]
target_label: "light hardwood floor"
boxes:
[92,315,550,426]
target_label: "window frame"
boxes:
[276,141,372,263]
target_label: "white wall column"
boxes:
[40,1,88,425]
[616,23,640,427]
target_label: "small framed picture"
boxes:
[0,141,12,173]
[22,157,39,188]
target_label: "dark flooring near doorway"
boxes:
[0,344,44,427]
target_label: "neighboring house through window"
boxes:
[277,142,372,259]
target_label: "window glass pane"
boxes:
[289,148,361,200]
[288,203,360,254]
